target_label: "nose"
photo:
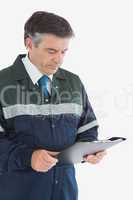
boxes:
[53,53,64,64]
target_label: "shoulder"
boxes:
[58,68,84,94]
[0,65,14,87]
[59,67,81,82]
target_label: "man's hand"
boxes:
[83,151,107,164]
[31,149,59,172]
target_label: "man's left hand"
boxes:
[83,151,107,164]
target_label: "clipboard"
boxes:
[58,137,126,164]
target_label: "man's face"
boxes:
[26,34,70,75]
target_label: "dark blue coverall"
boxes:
[0,55,98,200]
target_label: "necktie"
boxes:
[38,75,50,97]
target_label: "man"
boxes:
[0,11,106,200]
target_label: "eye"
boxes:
[62,50,67,55]
[47,50,56,54]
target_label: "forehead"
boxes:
[39,34,70,49]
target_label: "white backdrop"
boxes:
[0,0,132,199]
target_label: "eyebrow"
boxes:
[46,48,68,52]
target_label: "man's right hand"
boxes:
[31,149,59,172]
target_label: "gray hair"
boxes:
[25,32,46,47]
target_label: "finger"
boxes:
[43,153,58,164]
[84,154,101,162]
[96,151,107,158]
[84,154,96,160]
[83,156,94,162]
[47,151,60,156]
[39,159,56,171]
[86,157,101,164]
[95,154,104,160]
[34,162,49,172]
[96,151,107,156]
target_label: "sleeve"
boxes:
[0,103,34,173]
[76,80,99,142]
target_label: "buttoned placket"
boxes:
[27,73,65,199]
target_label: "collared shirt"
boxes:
[22,54,53,94]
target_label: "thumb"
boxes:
[47,150,60,156]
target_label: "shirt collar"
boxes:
[22,54,53,85]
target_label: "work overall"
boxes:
[0,55,98,200]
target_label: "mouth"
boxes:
[47,65,59,70]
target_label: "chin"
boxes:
[50,67,59,73]
[44,69,58,75]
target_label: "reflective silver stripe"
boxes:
[0,126,4,132]
[3,103,83,119]
[77,120,98,134]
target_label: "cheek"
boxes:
[38,53,48,64]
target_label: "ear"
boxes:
[25,37,33,50]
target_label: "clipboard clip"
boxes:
[108,137,126,141]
